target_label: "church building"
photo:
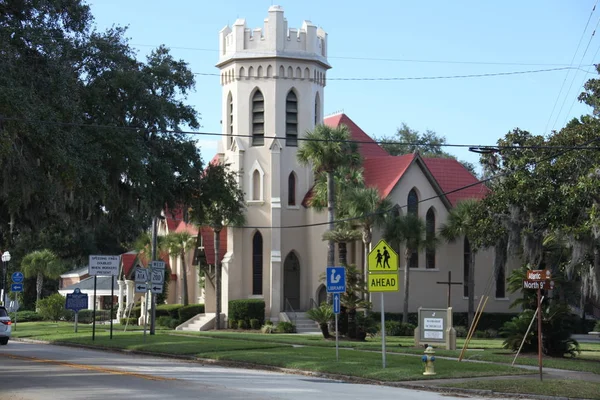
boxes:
[161,6,516,327]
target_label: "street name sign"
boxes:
[326,267,346,293]
[523,279,554,290]
[368,239,398,272]
[526,270,551,281]
[368,273,399,292]
[89,255,120,276]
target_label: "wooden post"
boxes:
[537,287,543,381]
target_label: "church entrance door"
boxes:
[283,252,300,310]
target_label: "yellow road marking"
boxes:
[6,354,177,382]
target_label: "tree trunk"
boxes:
[339,242,347,267]
[319,322,330,339]
[36,272,44,311]
[326,171,335,304]
[180,249,189,306]
[467,250,476,328]
[403,250,410,323]
[362,227,372,303]
[214,228,222,330]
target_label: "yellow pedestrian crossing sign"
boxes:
[368,239,398,272]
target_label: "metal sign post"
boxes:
[88,255,120,341]
[326,267,346,362]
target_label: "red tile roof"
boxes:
[363,154,414,198]
[422,158,489,206]
[175,220,198,235]
[199,227,228,265]
[121,252,137,278]
[324,113,389,159]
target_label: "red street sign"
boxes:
[523,279,554,290]
[526,270,551,281]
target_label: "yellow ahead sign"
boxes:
[368,273,399,292]
[368,239,398,272]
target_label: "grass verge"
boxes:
[440,379,600,399]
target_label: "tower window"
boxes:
[314,93,320,126]
[252,90,264,146]
[288,172,296,206]
[228,93,233,147]
[252,170,261,201]
[286,91,298,146]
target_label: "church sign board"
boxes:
[414,307,457,350]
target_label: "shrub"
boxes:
[14,310,43,322]
[306,303,333,338]
[249,318,260,329]
[454,326,467,338]
[178,304,204,323]
[120,318,137,326]
[157,316,172,328]
[238,319,248,329]
[229,299,265,326]
[77,310,94,324]
[485,328,498,339]
[276,321,295,333]
[261,324,275,334]
[37,294,66,322]
[168,318,179,329]
[384,320,401,336]
[594,320,600,332]
[130,306,142,319]
[228,319,238,329]
[264,319,273,326]
[156,304,183,320]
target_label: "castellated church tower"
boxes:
[215,6,330,321]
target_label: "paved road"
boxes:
[0,341,511,400]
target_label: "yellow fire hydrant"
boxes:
[421,346,436,376]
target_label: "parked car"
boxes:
[0,305,11,345]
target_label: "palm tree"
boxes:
[383,213,436,323]
[297,124,361,272]
[190,162,245,330]
[21,249,64,310]
[345,186,391,290]
[164,232,195,306]
[440,199,479,327]
[322,227,362,267]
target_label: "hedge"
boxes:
[371,312,519,332]
[178,304,205,323]
[156,304,183,319]
[14,310,43,322]
[229,299,265,326]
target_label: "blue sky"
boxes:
[88,1,597,168]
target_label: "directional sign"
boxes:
[326,267,346,293]
[11,283,23,292]
[134,267,148,284]
[333,293,341,314]
[526,269,551,281]
[150,284,164,294]
[368,273,400,292]
[11,271,24,284]
[151,270,164,285]
[151,261,165,270]
[89,255,120,276]
[65,288,88,312]
[368,239,398,272]
[135,283,147,293]
[523,279,554,290]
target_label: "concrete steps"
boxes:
[290,312,321,334]
[176,313,225,331]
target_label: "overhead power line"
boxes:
[2,116,600,151]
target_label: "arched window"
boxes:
[286,91,298,146]
[288,172,296,206]
[314,92,320,125]
[426,208,435,269]
[496,259,506,298]
[407,189,418,215]
[252,231,263,295]
[252,90,264,146]
[252,170,260,201]
[227,92,233,148]
[464,237,471,297]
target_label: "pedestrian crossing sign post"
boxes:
[367,239,399,369]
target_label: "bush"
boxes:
[276,321,295,333]
[156,304,183,320]
[238,319,248,329]
[594,320,600,332]
[77,310,94,323]
[37,294,66,322]
[229,319,238,329]
[229,299,265,327]
[178,304,205,323]
[120,318,137,326]
[261,324,275,334]
[454,326,467,338]
[130,306,142,319]
[156,316,172,328]
[383,321,415,336]
[249,318,260,329]
[14,310,43,322]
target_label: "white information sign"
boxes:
[151,261,165,270]
[135,283,147,293]
[424,318,444,330]
[88,255,120,276]
[150,284,164,294]
[424,331,444,339]
[151,270,164,285]
[134,268,148,283]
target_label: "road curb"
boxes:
[10,337,589,400]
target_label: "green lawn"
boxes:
[441,379,600,400]
[10,322,531,381]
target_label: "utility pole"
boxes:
[150,216,158,335]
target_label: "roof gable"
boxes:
[324,113,389,159]
[422,158,489,206]
[362,154,414,198]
